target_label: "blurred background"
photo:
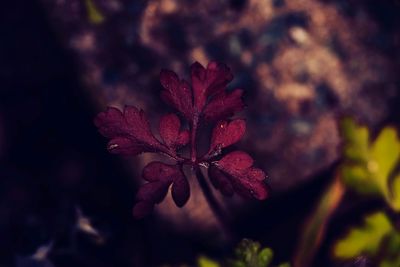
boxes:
[1,0,400,266]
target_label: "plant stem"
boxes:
[293,172,345,267]
[190,112,233,240]
[190,115,198,163]
[159,146,187,162]
[195,166,233,240]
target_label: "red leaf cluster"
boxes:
[94,61,269,218]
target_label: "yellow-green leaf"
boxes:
[85,0,105,24]
[198,256,220,267]
[340,117,369,162]
[390,174,400,211]
[257,247,273,267]
[380,233,400,267]
[380,258,400,267]
[334,212,393,259]
[340,118,400,210]
[369,127,400,197]
[341,164,379,194]
[229,239,287,267]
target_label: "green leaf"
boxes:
[390,174,400,211]
[386,231,400,256]
[341,164,379,194]
[229,239,288,267]
[333,212,393,259]
[234,239,262,266]
[340,118,400,210]
[257,248,273,267]
[198,256,220,267]
[171,240,288,267]
[228,260,247,267]
[85,0,105,24]
[340,117,369,162]
[380,258,400,267]
[369,127,400,198]
[380,233,400,267]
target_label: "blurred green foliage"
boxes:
[226,239,289,267]
[166,239,290,267]
[340,117,400,211]
[334,212,400,266]
[85,0,105,24]
[334,212,392,257]
[198,256,221,267]
[228,239,273,267]
[333,118,400,267]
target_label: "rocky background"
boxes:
[1,0,400,266]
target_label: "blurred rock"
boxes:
[39,0,400,225]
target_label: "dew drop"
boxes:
[108,143,119,150]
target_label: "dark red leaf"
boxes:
[160,70,193,119]
[133,201,154,219]
[159,114,180,146]
[203,89,245,121]
[160,69,179,92]
[142,161,176,183]
[94,107,125,138]
[208,165,234,196]
[107,137,147,156]
[215,151,268,200]
[124,106,160,145]
[176,130,190,147]
[171,170,190,207]
[233,170,268,200]
[209,119,246,154]
[247,168,266,181]
[217,151,254,171]
[191,61,233,110]
[159,114,189,149]
[136,181,170,203]
[94,106,162,156]
[139,162,191,213]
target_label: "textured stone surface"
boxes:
[39,0,400,225]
